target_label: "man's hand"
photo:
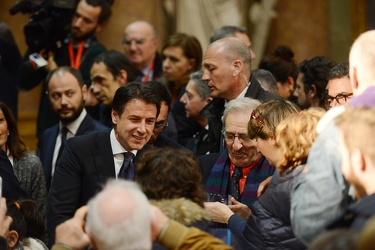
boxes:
[257,176,272,197]
[0,198,12,238]
[228,197,252,221]
[55,206,90,249]
[204,202,234,224]
[150,205,169,241]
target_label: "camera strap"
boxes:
[68,41,85,70]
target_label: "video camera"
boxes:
[10,0,77,52]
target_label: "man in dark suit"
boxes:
[201,37,279,153]
[37,66,108,190]
[48,81,161,244]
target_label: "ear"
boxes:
[232,60,242,77]
[309,84,317,98]
[95,23,104,33]
[286,76,295,91]
[351,66,359,91]
[8,230,19,248]
[81,84,88,100]
[351,148,366,173]
[111,109,119,125]
[152,38,160,50]
[205,97,213,105]
[187,58,196,72]
[116,70,128,85]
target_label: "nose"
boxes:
[293,88,298,97]
[61,94,68,105]
[137,120,147,134]
[250,49,256,60]
[162,58,170,69]
[180,93,187,104]
[73,17,83,28]
[92,83,101,95]
[202,69,210,81]
[232,137,243,151]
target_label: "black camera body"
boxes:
[10,0,77,52]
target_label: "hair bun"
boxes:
[273,46,294,60]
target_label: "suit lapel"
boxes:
[92,132,116,182]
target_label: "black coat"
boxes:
[200,76,280,153]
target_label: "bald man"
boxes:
[200,37,278,153]
[123,21,162,82]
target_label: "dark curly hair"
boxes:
[136,147,205,207]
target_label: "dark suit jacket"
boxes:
[0,148,29,200]
[198,153,220,185]
[47,130,147,244]
[37,113,108,190]
[201,76,281,153]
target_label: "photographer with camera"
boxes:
[17,0,113,139]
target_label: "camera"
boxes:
[10,0,77,52]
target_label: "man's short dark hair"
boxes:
[143,81,172,112]
[85,0,113,24]
[210,26,247,43]
[298,56,336,105]
[189,71,211,100]
[328,61,349,80]
[112,81,161,118]
[94,50,137,82]
[46,66,84,90]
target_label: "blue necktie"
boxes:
[118,152,135,180]
[231,167,242,200]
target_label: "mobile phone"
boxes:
[29,53,48,68]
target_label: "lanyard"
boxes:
[142,60,155,82]
[68,41,85,70]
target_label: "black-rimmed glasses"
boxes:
[325,92,353,107]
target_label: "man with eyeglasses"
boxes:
[145,81,183,149]
[325,62,353,110]
[123,21,162,82]
[199,98,275,207]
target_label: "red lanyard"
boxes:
[68,41,85,70]
[142,60,155,82]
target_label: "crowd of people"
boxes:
[1,0,375,249]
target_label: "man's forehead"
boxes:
[125,24,152,38]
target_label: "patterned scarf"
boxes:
[205,149,275,207]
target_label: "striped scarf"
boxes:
[205,149,275,207]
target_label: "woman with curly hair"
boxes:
[0,102,47,222]
[136,147,209,232]
[205,99,324,249]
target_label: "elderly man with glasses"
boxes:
[199,98,275,208]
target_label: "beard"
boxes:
[71,27,96,42]
[60,104,84,125]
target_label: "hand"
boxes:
[257,176,272,197]
[0,198,12,238]
[228,197,252,221]
[44,51,58,72]
[150,205,169,241]
[55,206,90,249]
[204,202,234,224]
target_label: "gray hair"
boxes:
[190,71,211,100]
[86,179,151,250]
[210,25,247,43]
[252,69,279,95]
[328,61,349,80]
[223,97,261,126]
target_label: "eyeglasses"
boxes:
[250,111,264,126]
[154,121,168,132]
[325,92,353,107]
[222,131,251,144]
[122,39,146,46]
